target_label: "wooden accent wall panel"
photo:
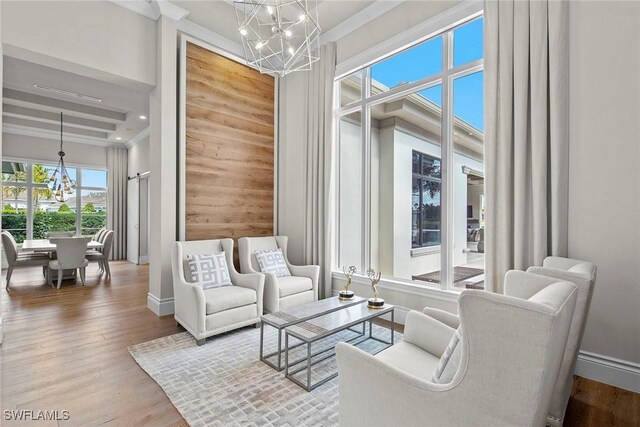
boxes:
[185,42,275,246]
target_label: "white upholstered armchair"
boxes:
[422,259,597,427]
[336,272,578,427]
[238,236,319,313]
[172,239,264,345]
[526,257,597,426]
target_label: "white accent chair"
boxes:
[238,236,319,313]
[526,257,597,426]
[422,259,597,427]
[336,271,577,427]
[172,239,264,346]
[86,230,114,278]
[48,237,91,289]
[1,231,50,289]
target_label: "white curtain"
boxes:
[484,0,569,293]
[302,42,337,299]
[107,147,128,260]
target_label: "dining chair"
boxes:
[48,237,91,289]
[44,231,75,238]
[86,230,114,278]
[1,231,50,289]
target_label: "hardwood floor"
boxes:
[1,261,186,426]
[1,262,638,426]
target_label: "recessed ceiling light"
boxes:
[33,84,102,103]
[139,115,147,120]
[115,137,122,141]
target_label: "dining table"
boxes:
[21,238,104,285]
[22,239,103,252]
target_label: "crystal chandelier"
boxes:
[234,0,321,77]
[48,113,77,202]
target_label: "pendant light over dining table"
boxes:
[48,113,77,202]
[234,0,321,77]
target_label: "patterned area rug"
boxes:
[129,324,400,427]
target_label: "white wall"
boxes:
[277,72,307,264]
[127,136,150,177]
[569,1,640,365]
[1,0,156,90]
[3,133,106,168]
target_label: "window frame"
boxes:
[333,12,484,292]
[2,158,108,241]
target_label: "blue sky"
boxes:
[371,18,484,131]
[45,166,106,188]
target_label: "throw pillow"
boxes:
[186,253,232,290]
[254,248,291,277]
[432,327,462,384]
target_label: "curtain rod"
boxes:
[127,171,150,181]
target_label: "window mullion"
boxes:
[76,167,82,237]
[362,67,371,274]
[26,165,33,240]
[440,31,454,290]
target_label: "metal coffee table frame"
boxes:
[284,305,394,391]
[259,296,366,371]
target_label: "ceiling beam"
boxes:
[3,116,109,139]
[3,88,126,123]
[3,104,116,132]
[3,125,123,148]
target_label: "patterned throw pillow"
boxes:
[186,253,232,290]
[254,248,291,277]
[432,327,462,384]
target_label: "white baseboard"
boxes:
[139,255,149,265]
[575,351,640,393]
[147,293,175,317]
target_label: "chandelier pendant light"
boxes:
[48,113,77,202]
[234,0,321,77]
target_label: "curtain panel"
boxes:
[302,42,337,299]
[484,0,569,293]
[107,147,128,260]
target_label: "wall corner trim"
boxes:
[126,126,150,149]
[147,293,175,317]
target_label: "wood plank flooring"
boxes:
[1,262,638,426]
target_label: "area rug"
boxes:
[412,266,484,284]
[129,324,400,427]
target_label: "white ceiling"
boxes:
[0,0,381,148]
[3,56,149,147]
[175,0,376,42]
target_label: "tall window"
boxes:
[2,160,108,243]
[335,15,484,291]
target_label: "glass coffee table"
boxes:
[284,303,394,391]
[260,296,367,371]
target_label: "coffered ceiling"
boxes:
[3,56,150,147]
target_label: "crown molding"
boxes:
[320,0,406,44]
[110,0,189,22]
[125,126,150,149]
[151,0,190,22]
[110,0,159,20]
